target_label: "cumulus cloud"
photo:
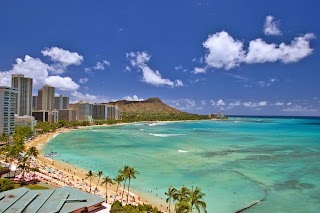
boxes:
[199,30,315,71]
[264,16,282,36]
[93,60,110,70]
[193,67,206,74]
[245,34,315,64]
[274,102,284,106]
[70,91,109,103]
[203,31,245,70]
[79,78,88,84]
[0,55,79,91]
[243,101,267,108]
[122,95,144,101]
[216,99,225,106]
[126,51,183,87]
[41,47,83,67]
[45,76,79,91]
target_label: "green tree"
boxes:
[18,156,30,184]
[95,170,103,195]
[189,187,207,213]
[165,186,178,213]
[113,173,124,202]
[0,178,14,192]
[101,175,114,203]
[120,165,130,203]
[30,167,40,184]
[174,186,190,203]
[175,201,191,213]
[85,170,95,193]
[126,166,139,204]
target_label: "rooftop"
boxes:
[0,186,105,213]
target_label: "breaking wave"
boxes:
[149,133,185,137]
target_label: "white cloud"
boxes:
[283,105,317,112]
[243,101,267,108]
[203,31,245,70]
[41,47,83,67]
[127,51,183,87]
[216,99,225,106]
[274,102,284,106]
[45,76,79,91]
[229,100,241,107]
[287,102,292,106]
[245,34,315,64]
[264,16,282,36]
[0,55,79,91]
[201,100,206,105]
[122,95,144,101]
[166,98,203,111]
[79,78,88,84]
[193,67,206,74]
[93,60,110,70]
[175,65,183,70]
[200,29,315,70]
[70,91,108,103]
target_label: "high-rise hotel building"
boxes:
[37,85,55,111]
[11,74,33,116]
[0,87,18,136]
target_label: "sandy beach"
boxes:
[26,124,166,211]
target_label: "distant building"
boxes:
[70,102,93,122]
[14,115,37,131]
[32,110,58,123]
[0,87,18,136]
[58,109,77,122]
[55,95,69,110]
[92,104,120,120]
[11,74,33,116]
[106,105,120,120]
[32,95,38,111]
[38,85,55,111]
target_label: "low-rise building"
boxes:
[14,115,37,131]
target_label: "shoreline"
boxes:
[26,123,167,211]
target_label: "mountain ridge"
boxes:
[107,97,184,114]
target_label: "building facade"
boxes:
[14,115,37,131]
[58,109,77,122]
[11,74,33,116]
[38,85,55,111]
[92,104,120,120]
[55,95,69,110]
[70,102,93,122]
[0,87,18,136]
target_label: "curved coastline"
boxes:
[27,123,166,211]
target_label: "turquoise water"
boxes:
[43,117,320,213]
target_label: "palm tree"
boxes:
[189,186,207,213]
[126,166,139,204]
[113,173,124,202]
[174,186,191,203]
[165,186,178,213]
[120,165,130,203]
[175,201,191,213]
[18,156,30,184]
[94,170,103,195]
[85,170,95,192]
[27,146,39,159]
[101,176,113,203]
[30,167,40,184]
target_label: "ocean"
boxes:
[43,117,320,213]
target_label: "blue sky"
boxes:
[0,0,319,116]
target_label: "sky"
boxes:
[0,0,319,116]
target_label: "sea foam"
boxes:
[149,133,185,137]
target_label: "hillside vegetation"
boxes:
[107,97,210,122]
